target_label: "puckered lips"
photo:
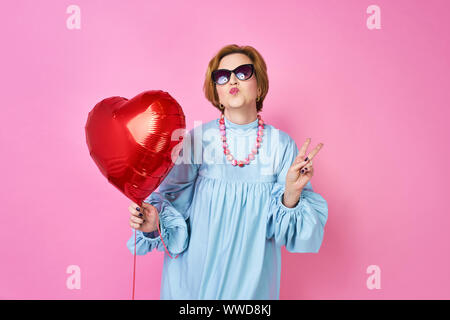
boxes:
[229,88,239,95]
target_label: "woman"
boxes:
[126,44,328,299]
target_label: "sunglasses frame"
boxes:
[212,64,255,85]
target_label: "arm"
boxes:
[127,128,201,255]
[266,134,328,253]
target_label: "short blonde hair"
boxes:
[203,44,269,114]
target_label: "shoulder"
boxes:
[180,118,217,152]
[185,118,218,137]
[264,123,297,150]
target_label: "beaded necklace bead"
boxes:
[219,113,265,167]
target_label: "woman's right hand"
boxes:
[128,201,160,233]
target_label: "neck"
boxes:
[223,108,258,125]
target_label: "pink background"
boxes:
[1,0,449,299]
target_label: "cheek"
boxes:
[217,86,227,97]
[246,79,258,92]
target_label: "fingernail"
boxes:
[301,169,305,174]
[304,157,309,161]
[138,213,143,217]
[136,207,140,211]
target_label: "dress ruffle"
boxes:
[267,181,328,253]
[126,192,189,256]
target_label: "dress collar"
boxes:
[221,116,259,131]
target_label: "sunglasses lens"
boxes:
[212,70,231,85]
[212,65,254,84]
[235,64,253,80]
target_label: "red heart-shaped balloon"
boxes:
[85,90,186,206]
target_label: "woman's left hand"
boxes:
[285,138,324,194]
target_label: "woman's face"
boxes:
[215,53,261,112]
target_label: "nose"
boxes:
[229,72,239,85]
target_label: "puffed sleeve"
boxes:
[127,128,200,256]
[266,134,328,253]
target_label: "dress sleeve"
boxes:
[127,128,200,256]
[266,135,328,253]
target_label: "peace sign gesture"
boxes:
[285,138,324,194]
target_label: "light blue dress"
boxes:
[127,116,328,300]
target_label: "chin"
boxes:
[227,103,244,109]
[228,100,247,108]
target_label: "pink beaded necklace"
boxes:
[219,113,265,167]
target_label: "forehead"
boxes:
[218,53,252,69]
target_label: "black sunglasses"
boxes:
[211,64,254,85]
